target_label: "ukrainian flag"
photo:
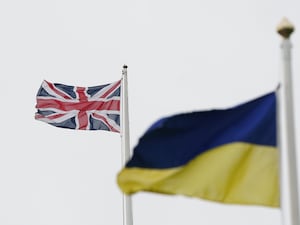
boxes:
[117,92,279,207]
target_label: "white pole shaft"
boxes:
[121,65,133,225]
[278,38,300,225]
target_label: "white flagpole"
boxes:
[277,18,300,225]
[120,65,134,225]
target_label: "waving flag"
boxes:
[117,92,279,207]
[35,80,121,132]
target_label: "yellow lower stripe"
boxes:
[117,142,279,207]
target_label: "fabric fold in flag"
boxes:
[117,92,279,207]
[35,79,121,132]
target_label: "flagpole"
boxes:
[121,65,133,225]
[277,18,300,225]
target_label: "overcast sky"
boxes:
[1,0,300,225]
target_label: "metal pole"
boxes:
[277,17,300,225]
[121,65,133,225]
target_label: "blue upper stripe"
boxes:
[126,92,276,169]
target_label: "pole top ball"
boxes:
[277,17,294,39]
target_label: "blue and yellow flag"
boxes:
[117,92,279,207]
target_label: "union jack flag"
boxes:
[35,80,121,132]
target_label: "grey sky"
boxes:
[0,0,300,224]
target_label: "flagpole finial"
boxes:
[277,17,294,39]
[122,65,128,76]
